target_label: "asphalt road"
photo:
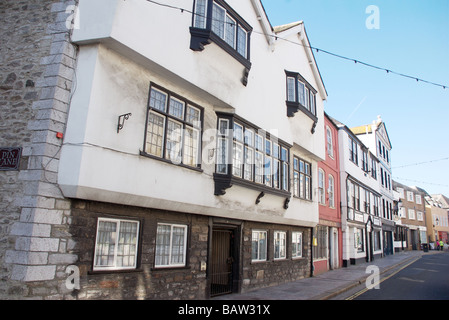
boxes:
[351,252,449,300]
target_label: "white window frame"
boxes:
[408,209,416,220]
[251,230,267,262]
[318,169,325,205]
[93,218,140,271]
[415,194,422,205]
[407,191,414,202]
[292,232,303,258]
[274,231,287,260]
[155,223,188,268]
[328,174,335,208]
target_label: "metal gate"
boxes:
[210,229,233,297]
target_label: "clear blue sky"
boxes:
[261,0,449,197]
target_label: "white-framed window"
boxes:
[293,156,312,200]
[193,0,208,29]
[274,231,286,260]
[349,137,358,165]
[408,209,416,220]
[355,228,364,252]
[155,223,188,268]
[417,211,423,221]
[251,230,267,262]
[328,175,335,208]
[292,232,303,258]
[318,169,325,205]
[397,187,405,199]
[415,194,422,204]
[407,191,414,202]
[93,218,140,271]
[326,126,333,158]
[285,71,317,117]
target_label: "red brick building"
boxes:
[314,113,342,274]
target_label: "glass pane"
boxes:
[298,81,305,106]
[211,3,225,39]
[216,137,228,174]
[244,146,253,181]
[234,123,243,141]
[183,127,199,167]
[255,151,263,184]
[171,226,186,265]
[237,26,247,57]
[264,156,272,187]
[194,0,207,29]
[225,15,236,48]
[186,105,200,126]
[169,97,185,120]
[146,112,165,157]
[95,221,117,267]
[244,129,254,147]
[232,142,243,177]
[165,120,183,163]
[287,77,296,102]
[155,225,171,266]
[149,88,167,112]
[117,221,138,268]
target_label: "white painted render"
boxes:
[59,0,327,227]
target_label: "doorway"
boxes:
[210,227,239,297]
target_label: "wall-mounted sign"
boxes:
[0,147,22,171]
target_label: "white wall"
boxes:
[60,0,327,227]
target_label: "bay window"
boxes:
[191,0,252,70]
[214,114,290,199]
[285,71,317,123]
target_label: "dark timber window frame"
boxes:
[190,0,253,71]
[285,71,318,133]
[141,83,204,172]
[214,113,291,206]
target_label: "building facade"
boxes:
[314,113,342,274]
[393,181,427,251]
[351,116,395,256]
[425,195,449,245]
[1,0,331,299]
[330,117,382,267]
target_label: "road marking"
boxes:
[345,257,421,300]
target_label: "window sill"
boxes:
[189,28,251,69]
[140,151,203,173]
[286,101,318,133]
[151,266,191,272]
[88,268,143,275]
[214,173,291,199]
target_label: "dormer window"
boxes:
[190,0,252,70]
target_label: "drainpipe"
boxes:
[310,227,314,277]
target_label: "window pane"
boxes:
[194,0,207,28]
[244,146,253,181]
[237,26,247,57]
[264,156,272,187]
[183,127,199,167]
[171,226,186,265]
[95,221,117,267]
[216,137,228,174]
[117,221,138,268]
[211,3,225,38]
[255,151,264,183]
[146,112,165,157]
[225,15,236,48]
[287,77,296,102]
[150,88,167,112]
[234,122,243,141]
[232,142,243,177]
[169,97,185,120]
[298,81,305,105]
[186,105,200,125]
[155,225,171,266]
[165,120,183,163]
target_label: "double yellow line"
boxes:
[345,257,421,300]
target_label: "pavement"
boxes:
[212,249,445,300]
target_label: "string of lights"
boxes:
[392,157,449,169]
[145,0,448,89]
[393,177,449,188]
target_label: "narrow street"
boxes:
[344,252,449,300]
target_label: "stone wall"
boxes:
[0,0,78,299]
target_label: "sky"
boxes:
[261,0,449,197]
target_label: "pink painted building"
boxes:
[314,112,342,275]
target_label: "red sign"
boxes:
[0,147,22,171]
